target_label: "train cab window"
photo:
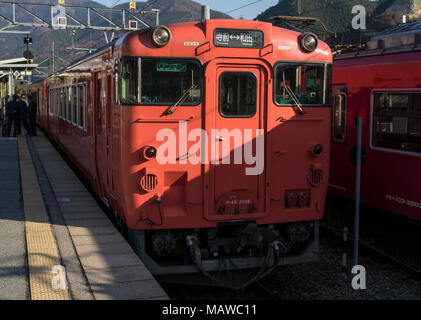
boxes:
[219,72,257,117]
[333,92,347,142]
[120,57,139,104]
[372,92,421,154]
[274,63,331,106]
[140,59,201,105]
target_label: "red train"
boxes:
[32,16,332,286]
[328,22,421,268]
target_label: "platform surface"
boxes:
[0,137,28,300]
[0,131,168,300]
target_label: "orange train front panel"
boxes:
[115,20,332,231]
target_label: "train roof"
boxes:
[335,21,421,60]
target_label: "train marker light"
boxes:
[298,33,318,52]
[309,144,323,157]
[152,26,171,47]
[143,146,157,160]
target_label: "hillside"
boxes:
[0,0,231,76]
[256,0,421,44]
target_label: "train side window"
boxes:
[49,89,52,114]
[219,72,257,118]
[372,92,421,154]
[67,87,72,121]
[120,57,138,104]
[63,87,67,120]
[333,93,347,142]
[55,89,59,116]
[72,86,77,124]
[114,60,119,104]
[60,88,63,118]
[78,85,85,129]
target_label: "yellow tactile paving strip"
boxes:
[18,135,70,300]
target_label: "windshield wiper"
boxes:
[166,84,198,115]
[282,71,306,115]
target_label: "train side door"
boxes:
[94,72,105,196]
[94,72,113,198]
[329,85,350,193]
[106,74,113,192]
[208,64,266,219]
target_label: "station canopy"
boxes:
[0,57,38,77]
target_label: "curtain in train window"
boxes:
[372,92,421,153]
[120,57,139,104]
[219,72,257,117]
[333,93,347,142]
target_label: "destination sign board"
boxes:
[213,28,264,49]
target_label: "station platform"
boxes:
[0,130,168,300]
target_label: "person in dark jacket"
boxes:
[5,95,19,137]
[27,95,37,136]
[16,93,29,135]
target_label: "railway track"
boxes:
[320,223,421,275]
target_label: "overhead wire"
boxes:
[226,0,265,14]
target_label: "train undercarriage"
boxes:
[128,221,320,289]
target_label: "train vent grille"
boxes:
[308,169,323,186]
[140,174,158,192]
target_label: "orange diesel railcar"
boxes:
[34,18,332,286]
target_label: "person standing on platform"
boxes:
[27,95,37,136]
[5,95,18,137]
[16,93,29,135]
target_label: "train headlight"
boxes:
[141,146,157,160]
[309,144,323,157]
[298,33,318,52]
[152,26,171,47]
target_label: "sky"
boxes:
[97,0,280,20]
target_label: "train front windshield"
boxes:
[119,57,202,105]
[274,63,331,106]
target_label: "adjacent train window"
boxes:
[372,92,421,154]
[274,63,331,106]
[333,92,347,142]
[219,72,257,117]
[140,59,202,105]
